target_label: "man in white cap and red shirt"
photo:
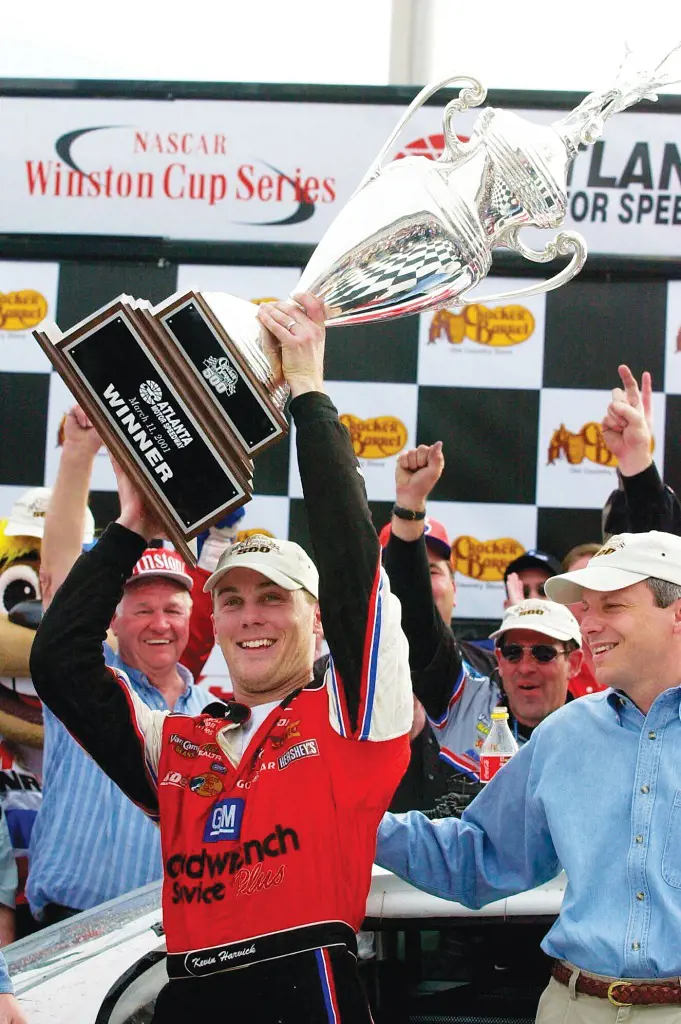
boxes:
[377,528,681,1023]
[29,292,411,1021]
[27,540,211,926]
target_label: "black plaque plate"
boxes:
[65,312,247,533]
[159,300,284,455]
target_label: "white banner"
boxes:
[0,94,679,254]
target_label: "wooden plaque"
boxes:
[33,295,272,564]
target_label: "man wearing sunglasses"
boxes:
[490,601,583,736]
[383,442,581,810]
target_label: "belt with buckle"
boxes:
[552,961,681,1005]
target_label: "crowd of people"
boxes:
[0,297,679,1022]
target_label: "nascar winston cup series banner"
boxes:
[1,83,681,640]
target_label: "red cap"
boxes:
[127,548,194,592]
[379,517,452,561]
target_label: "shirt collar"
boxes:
[104,642,194,702]
[607,684,681,723]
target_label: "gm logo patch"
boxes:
[203,798,245,843]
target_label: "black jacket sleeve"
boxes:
[291,391,411,739]
[382,532,497,724]
[603,463,681,537]
[382,532,462,721]
[29,524,161,818]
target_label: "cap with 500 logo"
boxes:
[204,534,319,599]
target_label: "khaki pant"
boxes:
[537,971,681,1024]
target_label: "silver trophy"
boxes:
[297,45,681,323]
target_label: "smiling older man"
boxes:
[382,441,582,808]
[27,545,211,925]
[377,530,681,1024]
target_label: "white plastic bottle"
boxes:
[479,707,518,783]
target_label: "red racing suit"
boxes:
[30,392,412,1017]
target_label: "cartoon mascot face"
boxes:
[0,488,52,748]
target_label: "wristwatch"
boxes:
[392,504,426,521]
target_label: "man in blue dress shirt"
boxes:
[377,531,681,1021]
[27,545,211,924]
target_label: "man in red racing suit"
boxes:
[30,293,412,1023]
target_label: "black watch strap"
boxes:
[392,504,426,521]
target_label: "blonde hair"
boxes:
[562,542,601,572]
[0,521,41,567]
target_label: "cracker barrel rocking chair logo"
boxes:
[548,423,616,467]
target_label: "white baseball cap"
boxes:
[5,487,95,545]
[545,531,681,605]
[489,598,582,646]
[127,548,193,591]
[204,534,319,599]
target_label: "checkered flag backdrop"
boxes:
[2,256,678,634]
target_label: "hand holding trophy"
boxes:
[34,44,680,561]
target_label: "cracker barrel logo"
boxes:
[452,536,526,581]
[548,423,615,467]
[340,415,408,459]
[0,290,48,330]
[428,304,534,347]
[548,422,655,467]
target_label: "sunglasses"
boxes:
[497,643,568,665]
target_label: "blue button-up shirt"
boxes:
[27,646,210,917]
[377,686,681,978]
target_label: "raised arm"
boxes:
[382,443,470,723]
[30,472,169,820]
[40,406,101,610]
[601,364,681,535]
[257,294,412,741]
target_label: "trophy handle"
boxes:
[357,75,486,190]
[441,84,485,160]
[460,230,588,305]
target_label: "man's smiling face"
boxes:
[112,579,191,677]
[212,566,320,705]
[581,581,681,693]
[496,627,580,727]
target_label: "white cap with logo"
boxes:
[204,534,319,599]
[545,531,681,605]
[4,487,95,545]
[489,598,582,646]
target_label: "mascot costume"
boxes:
[0,487,93,931]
